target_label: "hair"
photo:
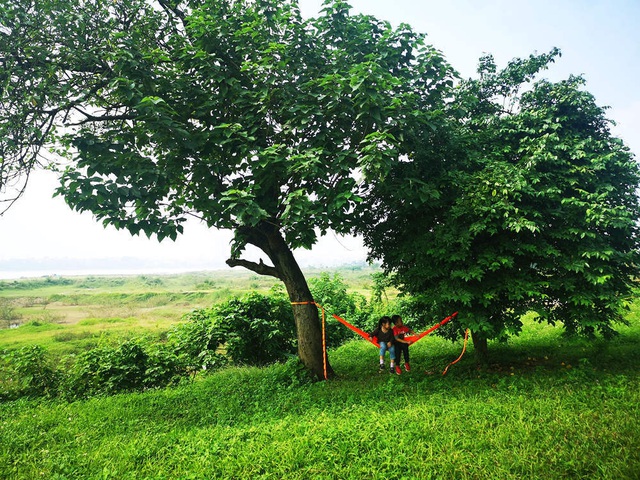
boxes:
[378,316,392,329]
[391,315,402,324]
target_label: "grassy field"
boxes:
[0,266,378,357]
[0,269,638,479]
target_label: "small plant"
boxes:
[0,298,21,327]
[2,345,61,399]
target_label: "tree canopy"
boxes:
[0,0,454,377]
[359,50,640,357]
[4,0,637,370]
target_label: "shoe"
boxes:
[394,365,402,375]
[405,363,411,372]
[379,364,385,373]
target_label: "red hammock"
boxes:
[332,311,458,348]
[403,311,458,344]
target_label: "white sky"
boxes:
[1,0,639,278]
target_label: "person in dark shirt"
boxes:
[392,315,415,373]
[369,316,398,374]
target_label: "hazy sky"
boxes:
[1,0,638,277]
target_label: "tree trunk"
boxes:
[471,331,489,365]
[226,222,334,380]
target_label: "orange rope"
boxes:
[291,301,327,380]
[442,328,470,375]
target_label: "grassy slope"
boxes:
[1,312,638,479]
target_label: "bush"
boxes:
[65,341,144,398]
[174,292,296,367]
[0,346,61,400]
[168,308,227,371]
[143,343,189,389]
[216,292,296,365]
[309,273,372,345]
[65,339,185,398]
[0,298,21,327]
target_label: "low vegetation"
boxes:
[0,267,382,401]
[0,269,638,478]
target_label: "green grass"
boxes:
[1,312,638,479]
[0,269,638,479]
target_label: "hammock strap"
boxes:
[442,328,470,375]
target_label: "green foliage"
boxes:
[168,308,227,371]
[308,272,370,346]
[360,50,640,348]
[0,0,453,248]
[213,292,297,365]
[176,292,296,367]
[65,340,147,397]
[64,339,186,399]
[0,346,60,400]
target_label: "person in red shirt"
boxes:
[392,315,415,373]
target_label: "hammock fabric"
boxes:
[333,313,380,347]
[332,311,459,348]
[403,311,458,345]
[292,301,465,379]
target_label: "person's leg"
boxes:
[379,344,387,371]
[390,345,399,374]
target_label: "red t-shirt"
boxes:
[393,325,410,341]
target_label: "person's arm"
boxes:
[370,327,379,342]
[394,332,409,344]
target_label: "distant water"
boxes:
[0,266,209,280]
[0,257,228,280]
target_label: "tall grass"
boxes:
[1,312,638,479]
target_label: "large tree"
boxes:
[359,50,640,359]
[0,0,454,377]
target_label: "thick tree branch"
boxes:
[226,257,281,279]
[68,110,136,126]
[157,0,186,20]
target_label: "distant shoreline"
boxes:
[0,260,373,281]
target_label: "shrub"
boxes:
[66,340,149,398]
[214,292,296,365]
[0,345,61,400]
[174,292,296,367]
[143,343,189,389]
[309,273,371,345]
[0,298,21,327]
[168,308,227,371]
